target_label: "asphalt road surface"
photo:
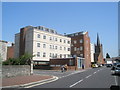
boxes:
[32,67,118,88]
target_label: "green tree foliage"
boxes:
[106,53,110,58]
[2,53,34,65]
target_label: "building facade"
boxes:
[15,26,71,65]
[94,33,104,64]
[0,40,8,61]
[7,43,15,60]
[67,31,91,68]
[90,43,95,63]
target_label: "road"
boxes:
[31,67,118,88]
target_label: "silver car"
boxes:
[111,64,120,75]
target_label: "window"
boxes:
[74,47,77,51]
[80,54,83,57]
[77,48,79,51]
[37,52,40,57]
[60,46,62,50]
[50,45,52,49]
[37,43,40,47]
[68,48,70,51]
[52,53,54,58]
[45,28,49,31]
[49,53,52,57]
[71,44,73,47]
[68,41,70,44]
[37,34,40,38]
[75,33,78,36]
[53,45,54,49]
[43,35,46,39]
[69,60,73,66]
[80,46,83,51]
[55,46,57,50]
[72,34,74,37]
[74,40,77,44]
[50,37,52,40]
[55,38,57,41]
[64,47,66,51]
[64,40,66,43]
[43,44,46,48]
[40,26,44,30]
[64,54,66,58]
[43,52,46,57]
[60,54,62,58]
[60,39,62,42]
[68,54,71,57]
[55,54,57,58]
[80,39,83,43]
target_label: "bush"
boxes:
[2,53,34,65]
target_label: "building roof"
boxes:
[0,40,8,43]
[66,31,88,37]
[21,25,70,38]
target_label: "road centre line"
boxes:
[59,70,85,78]
[69,79,83,88]
[97,70,100,72]
[85,75,92,78]
[93,72,97,74]
[69,69,102,88]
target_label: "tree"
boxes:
[19,53,34,65]
[106,53,110,58]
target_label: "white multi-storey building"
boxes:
[90,43,95,63]
[0,40,8,61]
[15,26,71,64]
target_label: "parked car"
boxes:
[111,63,120,75]
[92,64,98,68]
[106,64,112,67]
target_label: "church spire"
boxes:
[97,33,100,46]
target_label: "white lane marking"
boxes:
[114,76,118,85]
[69,79,83,88]
[24,77,59,88]
[93,72,97,74]
[97,70,100,72]
[59,70,85,78]
[85,75,92,78]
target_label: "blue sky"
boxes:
[2,2,118,57]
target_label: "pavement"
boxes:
[2,74,57,88]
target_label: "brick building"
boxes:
[67,31,91,69]
[7,43,15,59]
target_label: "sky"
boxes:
[2,2,118,57]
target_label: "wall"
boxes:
[2,65,30,78]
